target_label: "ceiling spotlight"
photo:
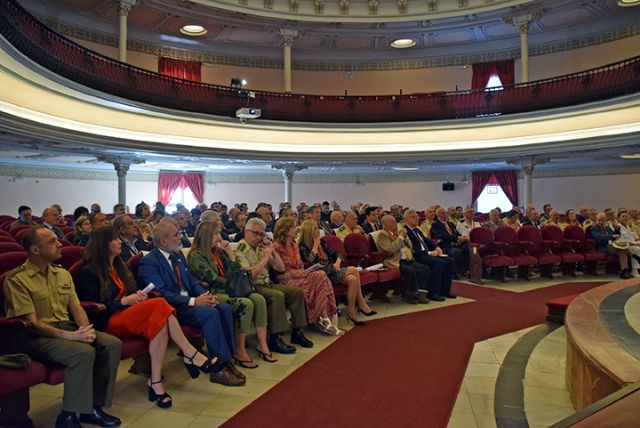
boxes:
[180,25,207,36]
[230,78,247,88]
[618,0,640,6]
[390,38,416,49]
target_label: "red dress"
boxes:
[275,243,337,324]
[106,268,175,340]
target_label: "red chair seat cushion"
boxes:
[512,255,537,266]
[121,337,149,360]
[376,268,401,283]
[537,254,561,265]
[559,253,584,263]
[482,255,514,268]
[358,271,378,286]
[583,252,605,262]
[44,364,65,385]
[0,362,47,395]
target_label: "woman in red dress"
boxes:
[273,217,344,336]
[76,226,216,408]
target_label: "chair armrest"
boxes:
[0,316,28,334]
[564,239,580,252]
[493,241,509,247]
[365,252,387,266]
[469,243,485,250]
[518,240,533,247]
[80,301,106,315]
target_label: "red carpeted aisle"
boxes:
[224,281,606,427]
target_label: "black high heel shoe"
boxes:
[183,351,216,379]
[148,379,172,409]
[346,314,365,326]
[357,308,377,317]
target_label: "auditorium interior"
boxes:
[1,0,640,427]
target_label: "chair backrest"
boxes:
[0,215,16,224]
[469,227,495,256]
[0,235,17,243]
[10,225,31,239]
[0,230,13,238]
[517,225,543,257]
[68,261,83,283]
[65,230,76,241]
[59,246,85,270]
[343,233,371,258]
[584,225,594,239]
[494,226,519,257]
[0,252,28,275]
[0,271,9,316]
[322,235,346,259]
[127,252,144,282]
[541,225,565,253]
[0,242,25,253]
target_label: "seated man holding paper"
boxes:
[298,220,375,325]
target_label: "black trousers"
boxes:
[399,260,430,293]
[414,253,455,295]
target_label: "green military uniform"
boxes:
[3,260,121,414]
[582,219,595,230]
[234,240,307,334]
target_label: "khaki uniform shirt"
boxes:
[234,240,271,286]
[376,230,413,269]
[419,220,433,238]
[336,224,354,241]
[582,219,595,230]
[629,218,640,235]
[3,259,79,324]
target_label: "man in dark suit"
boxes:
[41,207,66,240]
[521,206,541,229]
[113,216,148,262]
[137,222,245,386]
[431,207,469,276]
[361,206,381,234]
[590,213,631,278]
[403,209,456,300]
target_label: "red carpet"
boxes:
[224,281,607,427]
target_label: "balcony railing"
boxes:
[1,0,639,123]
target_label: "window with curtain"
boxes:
[158,172,204,212]
[471,60,514,90]
[158,57,202,82]
[471,170,519,212]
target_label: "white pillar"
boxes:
[115,162,130,206]
[280,29,299,93]
[117,1,137,62]
[519,22,529,83]
[523,165,533,206]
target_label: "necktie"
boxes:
[169,254,184,290]
[444,221,453,234]
[413,228,425,250]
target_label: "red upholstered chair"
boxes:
[61,226,74,234]
[517,226,561,278]
[494,226,538,280]
[0,230,13,238]
[64,230,76,242]
[541,226,584,277]
[0,252,28,275]
[127,252,145,283]
[563,225,605,275]
[0,271,48,427]
[10,225,30,240]
[0,242,25,253]
[0,215,16,224]
[469,227,514,282]
[0,235,16,243]
[59,246,84,270]
[322,235,377,290]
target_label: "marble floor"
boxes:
[26,273,622,428]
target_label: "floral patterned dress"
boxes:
[274,242,337,324]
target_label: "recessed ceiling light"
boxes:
[618,0,640,6]
[390,39,416,49]
[180,25,207,36]
[620,153,640,159]
[392,167,419,171]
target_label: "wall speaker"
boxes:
[442,182,455,191]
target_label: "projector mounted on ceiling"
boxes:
[236,107,261,123]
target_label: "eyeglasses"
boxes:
[247,230,265,238]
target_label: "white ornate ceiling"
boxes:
[19,0,640,70]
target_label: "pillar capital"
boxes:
[504,11,543,33]
[280,28,301,46]
[116,0,137,16]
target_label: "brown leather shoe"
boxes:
[416,293,430,304]
[210,366,246,386]
[226,361,246,380]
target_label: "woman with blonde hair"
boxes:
[298,220,375,326]
[188,220,275,366]
[273,218,343,336]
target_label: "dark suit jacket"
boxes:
[138,248,206,308]
[76,264,129,331]
[430,219,460,252]
[521,217,540,228]
[590,225,616,253]
[404,225,437,255]
[119,237,147,262]
[361,221,380,234]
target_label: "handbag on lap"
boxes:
[226,269,255,298]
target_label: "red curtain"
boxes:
[158,57,202,82]
[471,60,515,89]
[158,173,184,206]
[471,170,519,207]
[182,173,204,204]
[493,170,518,207]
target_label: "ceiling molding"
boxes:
[36,13,640,71]
[3,163,640,184]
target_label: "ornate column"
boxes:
[117,0,137,62]
[98,155,144,206]
[522,164,533,206]
[507,13,541,83]
[272,164,307,204]
[280,29,300,93]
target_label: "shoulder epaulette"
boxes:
[236,243,247,251]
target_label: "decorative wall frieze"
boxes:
[37,15,640,72]
[2,163,640,184]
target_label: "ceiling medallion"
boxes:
[179,25,208,36]
[390,38,416,48]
